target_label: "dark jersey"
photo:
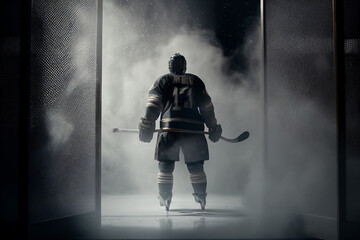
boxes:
[145,73,217,131]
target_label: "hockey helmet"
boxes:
[168,53,186,74]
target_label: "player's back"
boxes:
[160,73,206,132]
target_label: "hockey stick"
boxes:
[112,128,249,143]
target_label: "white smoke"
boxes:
[46,5,97,147]
[101,2,264,216]
[101,1,338,238]
[46,110,74,147]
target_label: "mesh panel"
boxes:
[345,38,360,54]
[265,0,336,219]
[29,0,98,223]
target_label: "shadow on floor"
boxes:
[169,208,246,217]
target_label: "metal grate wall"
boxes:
[264,0,337,239]
[29,0,99,223]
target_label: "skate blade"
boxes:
[159,199,170,211]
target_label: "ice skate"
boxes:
[193,193,207,211]
[158,192,172,211]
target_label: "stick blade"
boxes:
[219,131,249,143]
[236,131,250,142]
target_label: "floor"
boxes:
[100,194,267,239]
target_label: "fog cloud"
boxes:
[101,1,337,237]
[102,0,262,199]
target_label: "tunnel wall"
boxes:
[264,0,337,239]
[0,1,21,237]
[28,0,101,228]
[344,0,360,238]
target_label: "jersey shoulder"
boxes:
[184,73,201,81]
[185,73,205,89]
[156,73,173,82]
[153,73,173,89]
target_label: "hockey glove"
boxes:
[138,117,155,142]
[209,124,222,142]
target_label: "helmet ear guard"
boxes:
[168,53,187,74]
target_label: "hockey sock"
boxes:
[187,162,207,194]
[190,172,207,194]
[157,172,173,194]
[158,161,175,200]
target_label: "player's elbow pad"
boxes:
[145,106,160,122]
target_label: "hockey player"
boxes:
[138,53,222,211]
